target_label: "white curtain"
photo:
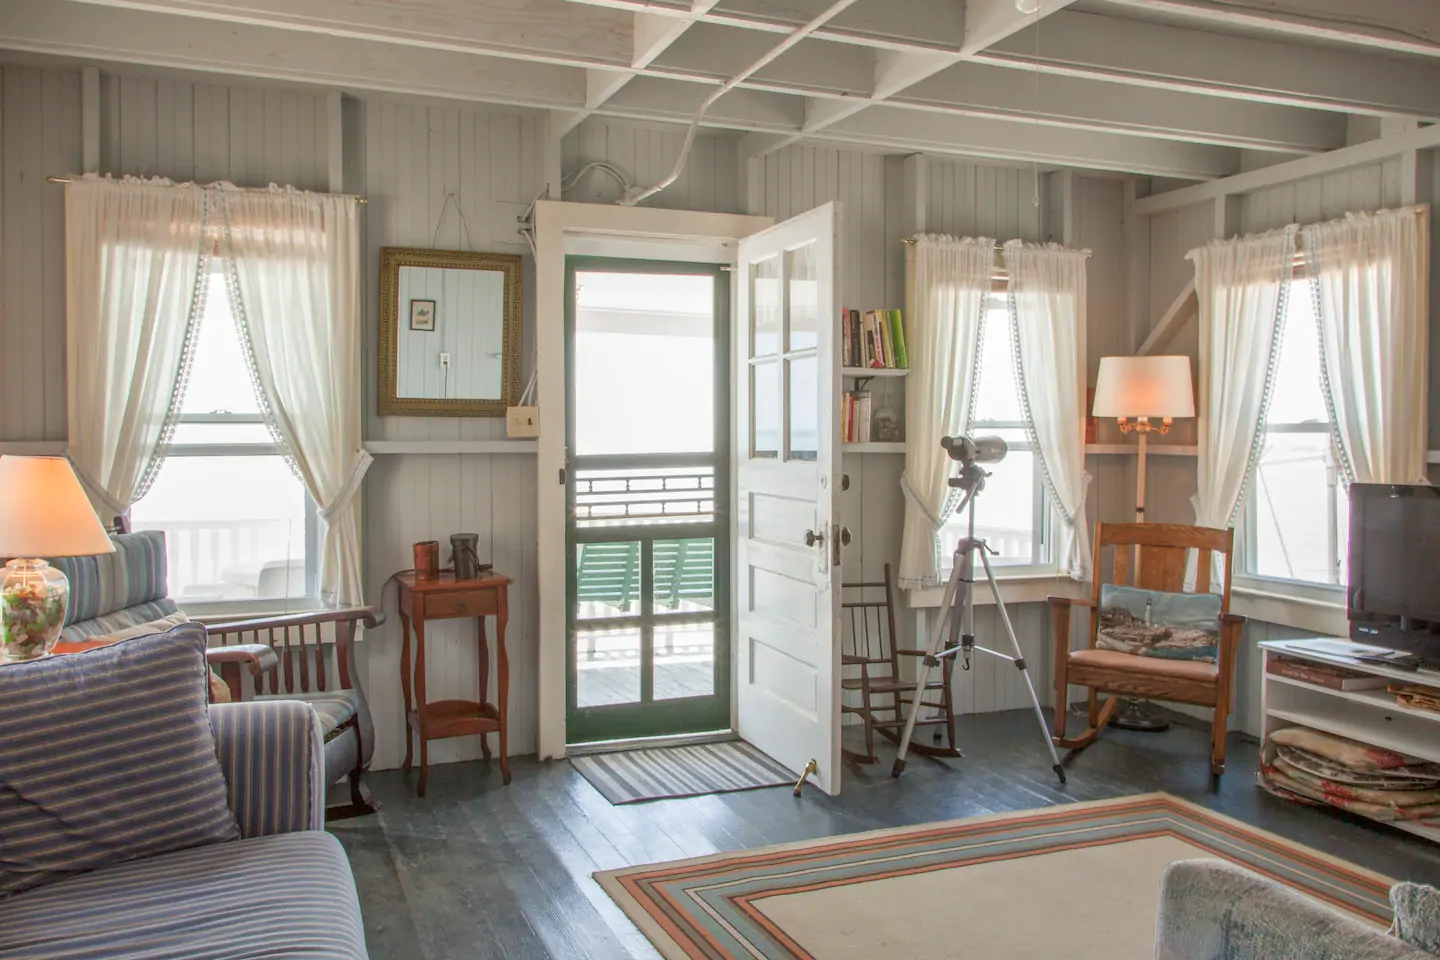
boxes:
[219,185,368,607]
[1004,240,1092,579]
[899,235,993,589]
[1305,207,1430,486]
[65,175,207,519]
[1188,225,1296,533]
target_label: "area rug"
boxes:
[596,792,1394,959]
[572,741,795,804]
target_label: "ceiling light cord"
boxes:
[621,0,863,207]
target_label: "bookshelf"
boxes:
[842,367,908,379]
[841,307,908,447]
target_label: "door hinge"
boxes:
[558,467,567,485]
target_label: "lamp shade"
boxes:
[1092,356,1195,419]
[0,456,115,558]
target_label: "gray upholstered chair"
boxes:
[52,530,384,820]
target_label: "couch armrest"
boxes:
[1155,860,1423,960]
[209,701,326,838]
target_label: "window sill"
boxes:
[907,570,1083,609]
[1231,584,1347,637]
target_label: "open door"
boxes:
[733,202,842,795]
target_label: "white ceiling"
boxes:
[1,0,1437,180]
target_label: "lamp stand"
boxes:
[1111,416,1171,733]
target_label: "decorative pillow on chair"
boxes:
[1391,882,1440,953]
[0,624,239,897]
[1095,584,1221,662]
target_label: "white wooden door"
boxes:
[733,202,842,795]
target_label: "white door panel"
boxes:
[733,202,841,795]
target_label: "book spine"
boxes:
[890,309,908,368]
[880,311,895,368]
[841,309,850,367]
[857,392,872,443]
[1265,660,1349,690]
[849,308,861,368]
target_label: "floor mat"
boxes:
[572,741,795,804]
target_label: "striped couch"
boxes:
[0,700,368,959]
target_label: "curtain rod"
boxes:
[45,176,368,204]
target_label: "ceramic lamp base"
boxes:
[1,558,70,662]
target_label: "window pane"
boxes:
[182,272,261,416]
[786,243,818,351]
[576,627,641,707]
[1268,281,1329,425]
[1253,432,1344,584]
[653,538,714,612]
[972,297,1024,424]
[170,422,275,445]
[752,255,782,358]
[130,455,308,602]
[575,540,641,619]
[752,360,780,458]
[941,445,1038,567]
[573,271,715,456]
[655,624,714,701]
[787,356,818,462]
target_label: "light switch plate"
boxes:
[506,405,540,438]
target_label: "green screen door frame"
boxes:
[565,256,731,744]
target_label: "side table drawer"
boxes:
[421,590,498,619]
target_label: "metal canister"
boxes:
[450,533,481,580]
[413,540,440,580]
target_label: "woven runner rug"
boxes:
[572,741,795,804]
[597,792,1394,960]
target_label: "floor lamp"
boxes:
[1091,355,1196,731]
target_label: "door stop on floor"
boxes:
[793,759,819,798]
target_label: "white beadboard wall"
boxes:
[0,65,80,442]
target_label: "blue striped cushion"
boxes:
[0,624,239,897]
[0,832,367,959]
[49,530,168,626]
[60,599,181,643]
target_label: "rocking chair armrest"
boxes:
[208,605,385,634]
[206,644,279,677]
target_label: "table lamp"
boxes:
[1092,355,1195,522]
[0,456,115,661]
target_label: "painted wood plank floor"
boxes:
[331,709,1440,960]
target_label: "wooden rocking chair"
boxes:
[1049,522,1244,777]
[841,563,960,764]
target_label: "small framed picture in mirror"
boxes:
[410,299,436,331]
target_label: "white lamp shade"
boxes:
[1092,355,1195,419]
[0,456,115,558]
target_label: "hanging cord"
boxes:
[430,192,476,250]
[622,0,861,207]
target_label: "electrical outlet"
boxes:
[507,405,540,438]
[439,352,452,367]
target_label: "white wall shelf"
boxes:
[364,440,538,455]
[842,442,906,454]
[1085,443,1198,457]
[842,367,908,378]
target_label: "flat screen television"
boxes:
[1348,482,1440,658]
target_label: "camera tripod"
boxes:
[891,460,1067,783]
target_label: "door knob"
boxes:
[839,526,852,546]
[804,529,825,548]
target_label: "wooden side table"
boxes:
[395,570,512,795]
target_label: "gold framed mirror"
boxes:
[378,246,523,417]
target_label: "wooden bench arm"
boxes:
[207,644,279,675]
[207,605,385,634]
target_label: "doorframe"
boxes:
[534,201,772,760]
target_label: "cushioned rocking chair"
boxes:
[1048,522,1244,777]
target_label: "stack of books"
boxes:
[841,308,907,369]
[842,391,872,443]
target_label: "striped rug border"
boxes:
[595,792,1397,960]
[572,741,795,805]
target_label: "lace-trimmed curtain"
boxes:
[1187,224,1296,533]
[899,235,993,589]
[218,185,368,607]
[65,175,208,520]
[1004,240,1092,579]
[1305,207,1430,487]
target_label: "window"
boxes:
[939,293,1053,573]
[1241,278,1347,592]
[129,270,317,609]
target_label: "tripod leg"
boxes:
[978,549,1067,784]
[891,555,966,778]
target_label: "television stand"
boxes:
[1259,637,1440,845]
